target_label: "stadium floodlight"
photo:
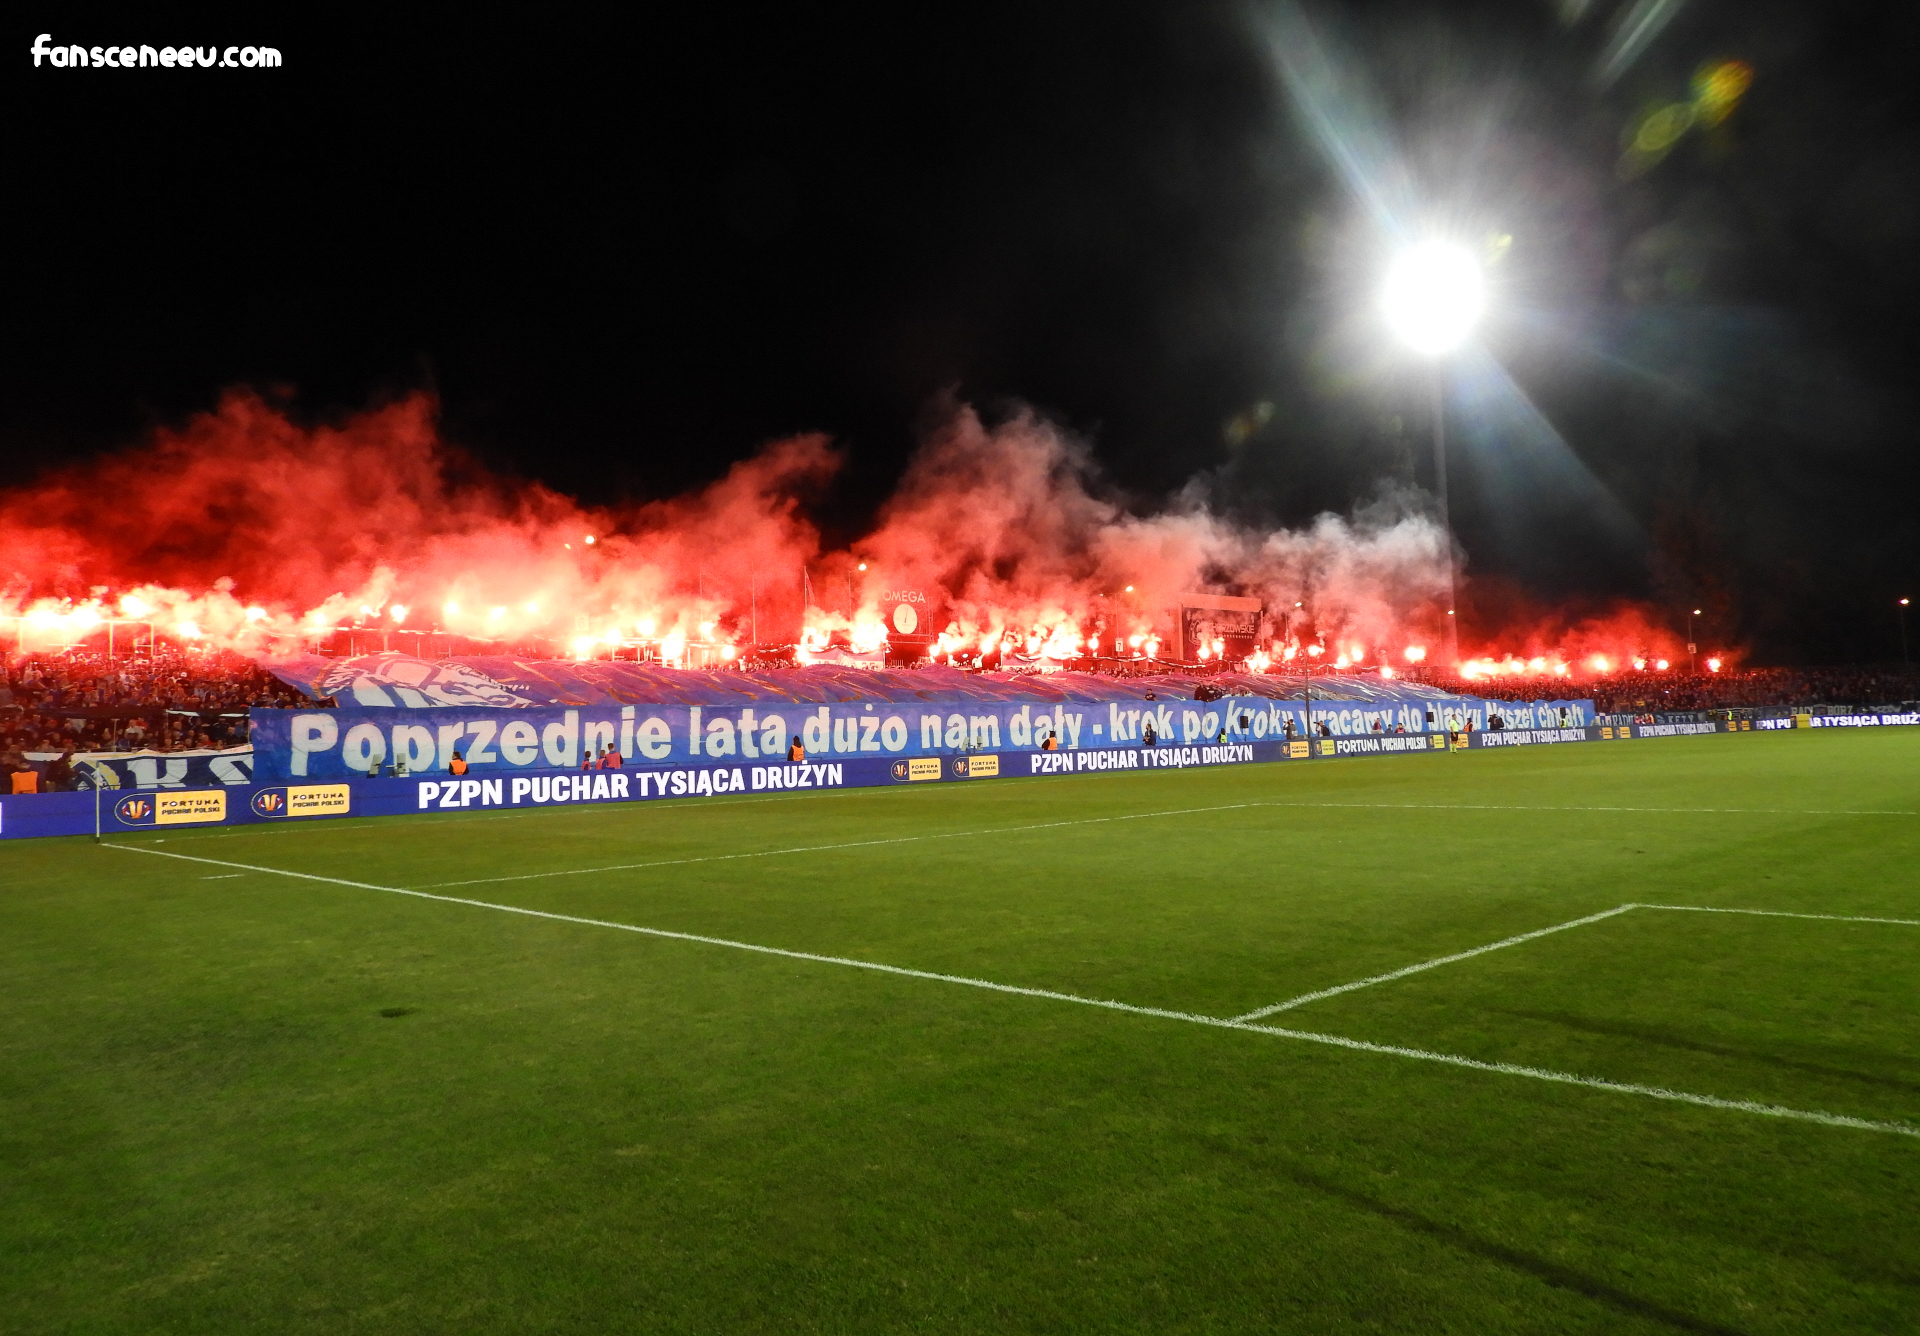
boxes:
[1382,239,1482,665]
[1382,240,1484,357]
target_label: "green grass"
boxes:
[3,730,1917,1333]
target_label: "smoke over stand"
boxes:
[2,392,1703,680]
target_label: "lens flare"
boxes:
[1382,241,1484,356]
[1693,59,1753,129]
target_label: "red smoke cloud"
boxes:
[1,390,1707,677]
[2,392,832,656]
[857,404,1451,661]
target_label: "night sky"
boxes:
[7,3,1916,663]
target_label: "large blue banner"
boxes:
[247,696,1593,782]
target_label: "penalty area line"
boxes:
[1233,904,1640,1022]
[102,844,1920,1140]
[1234,899,1920,1023]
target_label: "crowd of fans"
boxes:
[1,648,316,773]
[1406,665,1920,714]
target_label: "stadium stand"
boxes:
[0,648,317,759]
[1405,666,1920,714]
[3,646,1913,794]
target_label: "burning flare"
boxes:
[0,391,1723,677]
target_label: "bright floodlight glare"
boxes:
[1382,240,1484,356]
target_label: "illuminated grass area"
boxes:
[3,731,1917,1333]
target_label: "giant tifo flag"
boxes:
[250,652,1593,782]
[262,651,1460,710]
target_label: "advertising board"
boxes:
[1807,712,1920,728]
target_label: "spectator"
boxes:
[3,744,33,790]
[1399,663,1918,715]
[1,645,317,758]
[43,749,75,793]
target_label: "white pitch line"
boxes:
[417,800,1264,889]
[1232,1024,1920,1138]
[1233,905,1641,1022]
[1639,903,1920,928]
[418,794,1915,890]
[103,845,1920,1139]
[107,843,1248,1023]
[1266,801,1917,817]
[1234,900,1920,1022]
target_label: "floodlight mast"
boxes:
[1383,240,1483,667]
[1431,370,1457,666]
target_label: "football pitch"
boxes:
[4,731,1917,1333]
